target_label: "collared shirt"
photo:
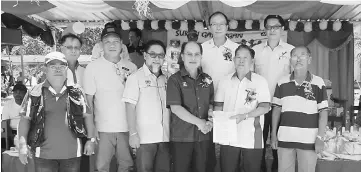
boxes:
[67,62,85,87]
[83,57,137,132]
[1,98,21,130]
[122,64,169,144]
[166,67,214,142]
[127,41,145,69]
[21,80,82,159]
[126,41,144,55]
[201,38,239,91]
[253,40,295,97]
[215,72,270,149]
[273,71,328,150]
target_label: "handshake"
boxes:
[197,119,213,134]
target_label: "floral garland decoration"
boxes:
[245,88,257,104]
[301,81,315,100]
[199,73,212,88]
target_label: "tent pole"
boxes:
[52,29,57,51]
[20,46,24,79]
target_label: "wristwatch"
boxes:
[245,114,249,120]
[87,138,96,143]
[316,135,325,141]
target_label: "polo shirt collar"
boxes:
[232,71,252,81]
[290,71,313,83]
[42,79,67,96]
[143,63,164,77]
[209,37,232,48]
[180,66,204,77]
[263,39,286,48]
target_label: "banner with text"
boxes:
[167,29,288,47]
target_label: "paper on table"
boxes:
[213,111,238,145]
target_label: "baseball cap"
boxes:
[101,24,121,40]
[44,52,68,65]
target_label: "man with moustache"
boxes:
[83,24,137,172]
[167,41,214,172]
[17,52,95,172]
[214,45,270,172]
[271,46,328,172]
[123,40,170,172]
[252,15,295,172]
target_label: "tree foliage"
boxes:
[8,27,103,56]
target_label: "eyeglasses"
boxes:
[291,55,309,60]
[64,46,81,51]
[210,23,227,28]
[145,52,165,59]
[265,25,282,30]
[48,65,68,71]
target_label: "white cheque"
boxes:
[213,111,238,145]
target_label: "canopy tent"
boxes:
[1,0,361,115]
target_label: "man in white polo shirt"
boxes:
[214,45,270,172]
[201,12,239,172]
[252,15,295,172]
[201,11,239,92]
[83,24,137,172]
[123,40,170,172]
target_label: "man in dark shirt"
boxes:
[166,41,214,172]
[127,28,145,69]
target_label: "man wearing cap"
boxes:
[17,52,96,172]
[252,15,295,172]
[84,24,137,172]
[1,83,27,148]
[91,22,131,62]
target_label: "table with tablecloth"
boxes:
[316,159,361,172]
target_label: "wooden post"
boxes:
[52,29,57,51]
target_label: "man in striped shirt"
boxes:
[271,46,328,172]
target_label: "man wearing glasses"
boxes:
[252,15,295,172]
[59,34,85,87]
[271,46,328,172]
[167,41,214,172]
[201,11,239,172]
[201,11,239,92]
[83,24,137,172]
[123,40,170,172]
[18,52,95,172]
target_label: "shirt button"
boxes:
[199,107,201,109]
[198,97,200,100]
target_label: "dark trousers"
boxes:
[261,109,278,172]
[136,142,171,172]
[220,145,263,172]
[206,138,216,172]
[80,137,90,172]
[171,141,210,172]
[34,157,81,172]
